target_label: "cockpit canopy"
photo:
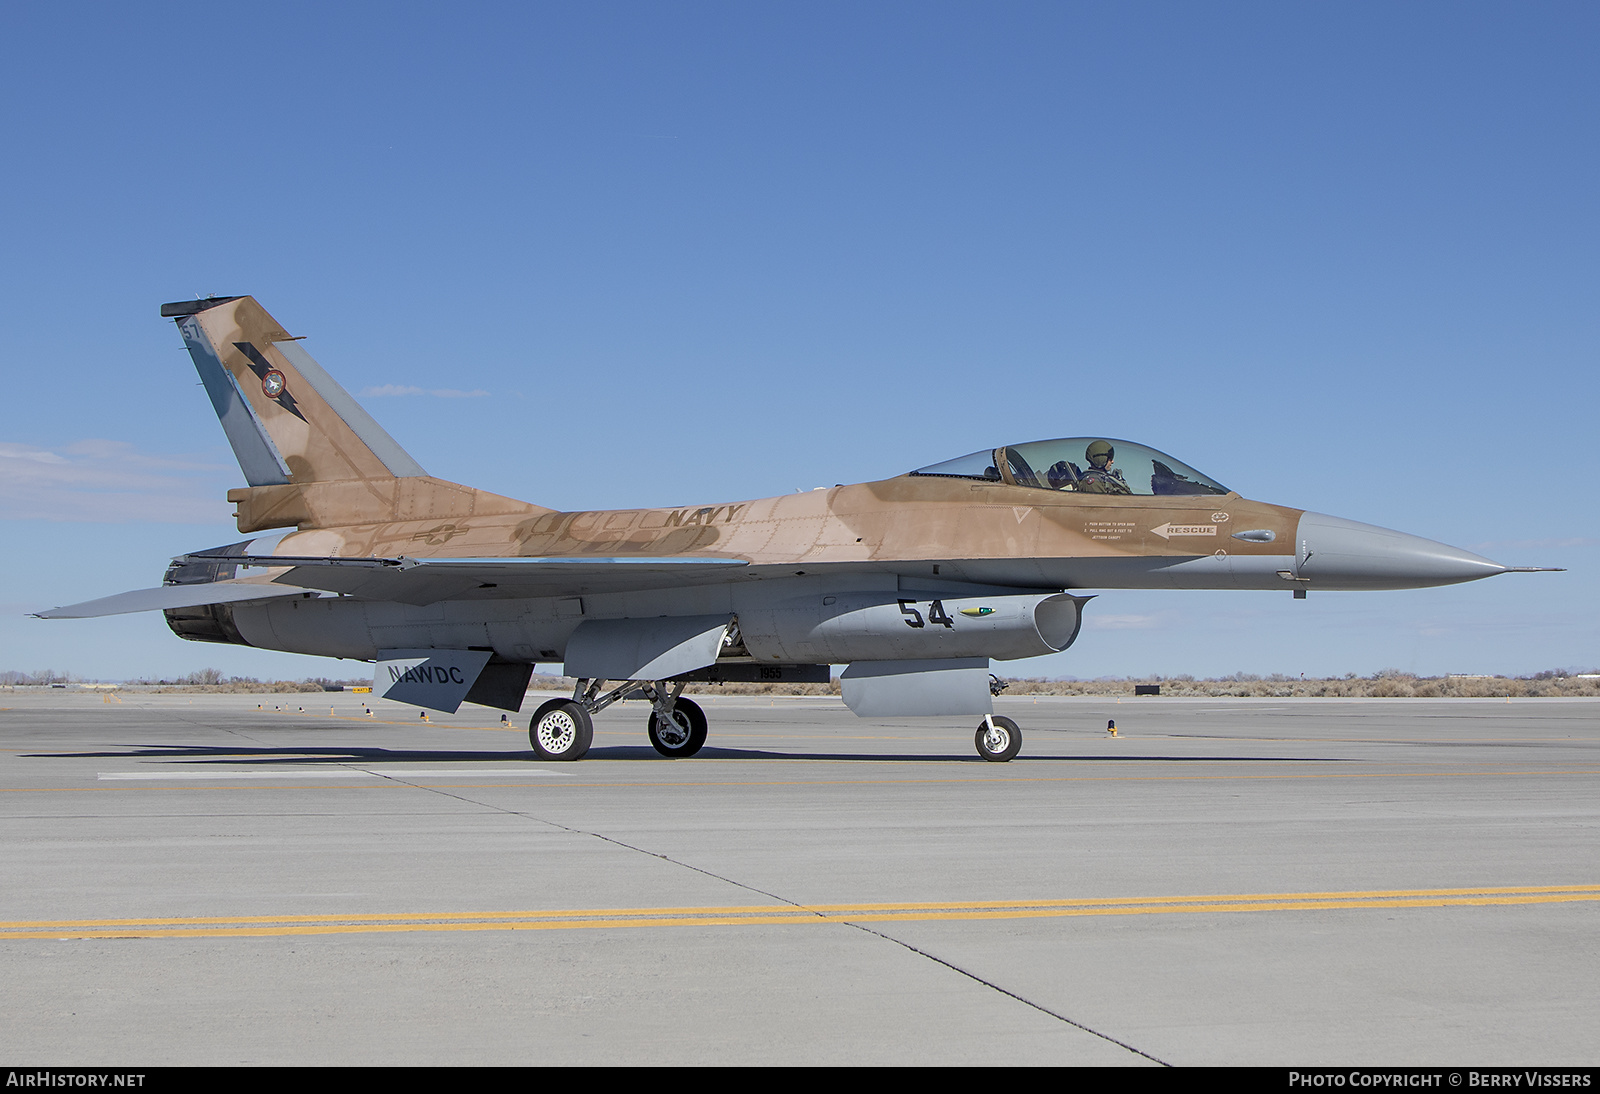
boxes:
[911,438,1229,497]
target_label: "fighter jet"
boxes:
[36,296,1556,762]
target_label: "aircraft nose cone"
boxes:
[1294,511,1507,590]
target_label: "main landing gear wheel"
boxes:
[530,699,593,761]
[647,697,708,758]
[975,716,1022,762]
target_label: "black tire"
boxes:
[975,715,1022,762]
[530,699,593,761]
[647,697,708,758]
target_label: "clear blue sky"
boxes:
[2,1,1595,681]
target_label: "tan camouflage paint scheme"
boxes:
[196,297,1301,578]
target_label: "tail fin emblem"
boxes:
[233,342,307,422]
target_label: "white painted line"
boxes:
[98,768,574,780]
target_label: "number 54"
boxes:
[898,599,954,629]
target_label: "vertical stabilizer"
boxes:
[163,296,427,486]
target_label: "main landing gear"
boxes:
[647,696,707,758]
[529,699,593,761]
[528,678,709,761]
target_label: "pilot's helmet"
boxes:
[1086,440,1114,468]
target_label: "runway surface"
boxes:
[2,689,1597,1065]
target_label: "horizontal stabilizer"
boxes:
[34,582,315,619]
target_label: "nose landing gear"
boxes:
[975,714,1022,762]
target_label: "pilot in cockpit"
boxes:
[1075,440,1132,495]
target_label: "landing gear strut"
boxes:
[975,714,1022,762]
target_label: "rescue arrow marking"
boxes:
[1149,523,1218,539]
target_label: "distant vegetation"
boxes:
[0,668,368,692]
[0,670,75,686]
[5,668,1597,699]
[573,669,1600,700]
[988,669,1600,699]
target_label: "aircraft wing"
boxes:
[192,553,754,605]
[33,580,318,619]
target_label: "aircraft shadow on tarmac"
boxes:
[32,744,1352,765]
[679,747,1352,764]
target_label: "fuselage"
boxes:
[168,470,1507,667]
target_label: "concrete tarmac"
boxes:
[1,689,1597,1065]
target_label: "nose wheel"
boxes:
[648,697,708,757]
[975,715,1022,762]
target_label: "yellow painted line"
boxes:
[3,886,1596,940]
